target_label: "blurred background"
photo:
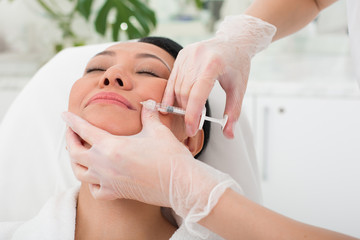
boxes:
[0,0,359,238]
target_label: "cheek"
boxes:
[68,79,86,114]
[159,114,186,141]
[136,79,167,103]
[138,80,186,139]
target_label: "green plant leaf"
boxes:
[115,1,148,35]
[194,0,203,9]
[131,10,150,35]
[93,0,157,40]
[126,20,143,39]
[95,0,112,35]
[76,0,93,20]
[128,0,156,27]
[111,10,125,41]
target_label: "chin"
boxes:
[88,116,142,136]
[70,106,143,136]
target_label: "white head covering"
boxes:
[0,42,261,221]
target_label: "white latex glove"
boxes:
[62,100,240,238]
[162,14,276,138]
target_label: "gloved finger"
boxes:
[62,111,108,146]
[178,71,196,111]
[65,127,82,151]
[178,52,220,110]
[162,64,178,108]
[89,184,117,200]
[223,118,236,139]
[65,127,91,168]
[140,100,163,130]
[70,162,100,185]
[65,126,85,150]
[174,70,186,109]
[166,48,187,108]
[185,77,216,137]
[222,89,243,139]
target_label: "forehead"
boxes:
[103,42,175,67]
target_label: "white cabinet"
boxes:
[254,96,360,237]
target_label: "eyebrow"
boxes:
[93,50,116,58]
[92,50,171,72]
[135,53,171,72]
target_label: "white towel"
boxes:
[0,187,78,240]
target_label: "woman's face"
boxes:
[68,42,187,141]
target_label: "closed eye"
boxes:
[86,68,106,74]
[137,70,160,78]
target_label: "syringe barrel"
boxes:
[158,104,185,115]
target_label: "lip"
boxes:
[86,92,136,110]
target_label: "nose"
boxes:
[99,65,133,90]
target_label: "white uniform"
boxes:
[347,0,360,85]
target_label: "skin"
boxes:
[68,42,204,240]
[245,0,338,41]
[200,189,358,240]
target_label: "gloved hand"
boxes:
[162,14,276,138]
[62,100,240,238]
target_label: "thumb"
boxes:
[62,111,109,145]
[222,88,243,139]
[88,184,117,200]
[161,69,176,107]
[141,99,163,129]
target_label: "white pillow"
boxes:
[0,42,261,221]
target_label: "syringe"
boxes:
[140,100,228,130]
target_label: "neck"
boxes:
[75,184,176,240]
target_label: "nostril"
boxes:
[104,78,110,86]
[116,78,124,86]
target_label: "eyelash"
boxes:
[137,70,159,78]
[86,68,105,74]
[85,68,160,78]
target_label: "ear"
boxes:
[182,130,204,156]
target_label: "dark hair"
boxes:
[138,36,211,159]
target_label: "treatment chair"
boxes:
[0,42,261,221]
